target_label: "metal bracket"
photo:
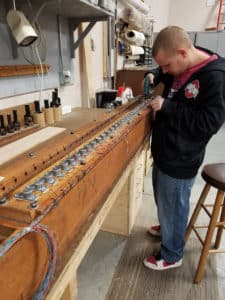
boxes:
[68,19,97,58]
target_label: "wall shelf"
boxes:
[0,64,50,77]
[16,0,115,58]
[18,0,114,21]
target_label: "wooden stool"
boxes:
[185,163,225,283]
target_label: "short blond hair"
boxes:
[152,26,193,57]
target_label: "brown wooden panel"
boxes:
[0,64,50,77]
[116,69,148,96]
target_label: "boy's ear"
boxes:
[177,48,187,58]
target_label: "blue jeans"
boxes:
[152,163,195,263]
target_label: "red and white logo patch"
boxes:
[185,80,199,99]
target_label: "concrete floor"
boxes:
[77,124,225,300]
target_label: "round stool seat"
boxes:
[202,163,225,191]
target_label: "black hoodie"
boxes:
[148,48,225,178]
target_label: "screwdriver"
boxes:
[144,76,156,121]
[144,76,154,97]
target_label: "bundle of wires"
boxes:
[31,225,57,300]
[0,223,57,300]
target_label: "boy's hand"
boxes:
[150,96,164,112]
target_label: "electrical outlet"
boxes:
[63,70,71,83]
[90,38,95,51]
[62,105,72,115]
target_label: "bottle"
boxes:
[52,88,62,122]
[34,100,41,113]
[13,110,21,131]
[43,99,54,125]
[24,104,33,126]
[7,114,15,133]
[33,100,45,127]
[0,115,7,136]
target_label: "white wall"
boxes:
[168,0,219,31]
[144,0,219,32]
[0,53,82,110]
[0,70,81,111]
[146,0,171,31]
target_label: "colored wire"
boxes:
[0,220,57,300]
[0,202,57,300]
[31,225,57,300]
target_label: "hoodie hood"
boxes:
[196,46,225,73]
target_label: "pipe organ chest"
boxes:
[0,99,151,300]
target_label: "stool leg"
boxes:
[194,189,225,283]
[214,193,225,249]
[185,183,210,242]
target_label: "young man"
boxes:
[143,26,225,270]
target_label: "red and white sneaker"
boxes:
[143,254,182,271]
[148,225,161,237]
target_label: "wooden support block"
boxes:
[144,139,152,177]
[78,23,95,108]
[101,178,130,235]
[129,150,145,230]
[103,21,108,80]
[101,143,147,236]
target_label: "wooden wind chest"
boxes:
[0,99,151,300]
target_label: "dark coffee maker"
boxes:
[96,89,117,108]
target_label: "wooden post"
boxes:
[101,141,147,235]
[103,21,108,80]
[79,23,95,108]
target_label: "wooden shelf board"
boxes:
[0,64,50,77]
